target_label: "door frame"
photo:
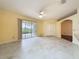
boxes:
[18,19,22,40]
[61,19,72,42]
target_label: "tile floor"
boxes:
[0,37,79,59]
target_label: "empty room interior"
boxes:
[0,0,79,59]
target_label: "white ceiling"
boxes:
[0,0,78,20]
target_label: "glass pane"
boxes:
[26,21,32,38]
[32,22,37,37]
[22,20,37,39]
[22,21,26,39]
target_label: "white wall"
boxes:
[72,11,79,45]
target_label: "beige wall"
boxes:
[37,19,61,37]
[55,22,61,38]
[43,20,57,36]
[0,9,41,44]
[0,11,2,40]
[37,21,44,36]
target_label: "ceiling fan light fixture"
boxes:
[38,11,45,18]
[40,11,44,15]
[39,15,43,18]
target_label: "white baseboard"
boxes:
[0,39,18,45]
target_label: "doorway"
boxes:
[61,20,72,42]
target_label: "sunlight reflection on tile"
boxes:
[0,37,79,59]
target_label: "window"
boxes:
[22,20,36,39]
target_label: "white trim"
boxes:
[0,39,19,45]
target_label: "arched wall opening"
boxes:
[61,20,72,42]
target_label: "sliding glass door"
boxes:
[32,22,37,37]
[22,20,36,39]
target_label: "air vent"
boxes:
[61,0,66,4]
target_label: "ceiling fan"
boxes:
[38,0,66,18]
